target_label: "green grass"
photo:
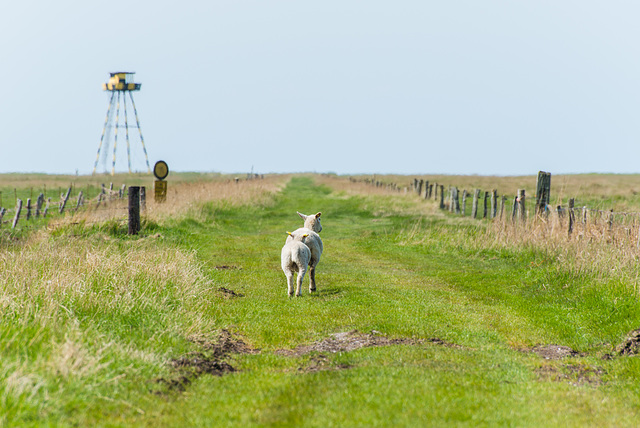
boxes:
[2,175,640,426]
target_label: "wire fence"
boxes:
[349,175,640,247]
[0,183,138,231]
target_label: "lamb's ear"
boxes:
[297,211,308,220]
[315,212,322,218]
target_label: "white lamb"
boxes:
[281,231,312,297]
[285,212,323,292]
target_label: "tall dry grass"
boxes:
[146,174,289,221]
[35,174,290,230]
[478,210,640,293]
[0,232,218,410]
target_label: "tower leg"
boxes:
[112,91,121,176]
[93,91,116,175]
[129,92,151,174]
[123,92,132,173]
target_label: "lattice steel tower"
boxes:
[93,72,151,175]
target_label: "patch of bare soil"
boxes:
[154,329,258,394]
[535,363,605,387]
[214,265,241,270]
[530,345,583,360]
[157,353,237,392]
[276,330,422,357]
[615,328,640,356]
[218,287,244,298]
[188,329,259,358]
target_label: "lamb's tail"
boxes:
[291,245,310,270]
[291,251,304,270]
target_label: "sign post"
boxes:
[153,160,169,203]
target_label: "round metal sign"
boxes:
[153,160,169,180]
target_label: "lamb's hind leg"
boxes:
[286,272,295,297]
[309,263,317,292]
[296,267,307,297]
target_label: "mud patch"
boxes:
[529,345,583,360]
[217,287,244,298]
[157,352,237,392]
[188,329,259,358]
[615,328,640,356]
[155,329,258,394]
[535,363,605,387]
[276,330,422,357]
[214,265,241,270]
[172,353,236,376]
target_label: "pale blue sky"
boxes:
[1,1,639,176]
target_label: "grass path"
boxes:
[146,176,640,426]
[4,175,640,426]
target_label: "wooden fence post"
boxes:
[483,191,489,218]
[472,189,480,219]
[59,188,71,214]
[26,198,32,221]
[12,199,22,229]
[439,185,445,209]
[608,209,614,230]
[128,186,141,235]
[557,205,564,227]
[500,195,506,220]
[454,188,460,214]
[449,187,454,213]
[424,181,429,199]
[461,190,467,216]
[491,190,497,219]
[0,208,5,228]
[568,198,575,236]
[535,171,552,215]
[518,189,526,221]
[75,191,84,211]
[417,179,423,196]
[43,198,50,218]
[511,195,518,222]
[35,193,44,218]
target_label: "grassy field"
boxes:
[1,173,640,426]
